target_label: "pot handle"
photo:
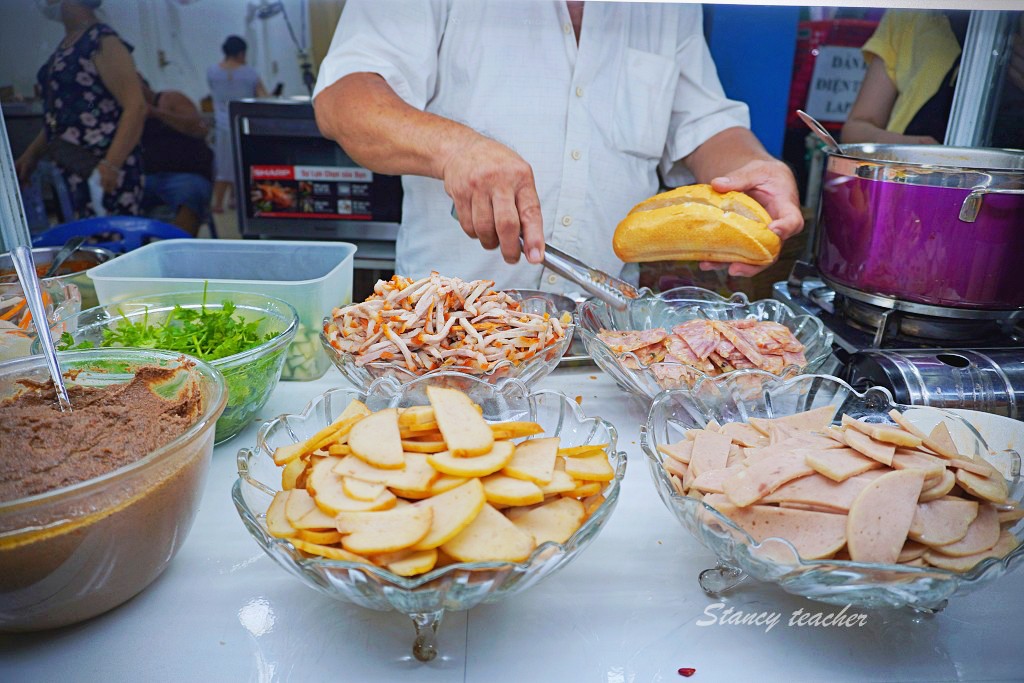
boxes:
[959,188,1024,222]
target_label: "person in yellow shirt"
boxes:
[842,10,968,145]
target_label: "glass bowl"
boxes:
[576,286,833,401]
[0,246,96,363]
[233,372,626,661]
[40,290,298,443]
[0,348,227,632]
[641,370,1024,612]
[320,290,575,392]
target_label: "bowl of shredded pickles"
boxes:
[41,288,298,443]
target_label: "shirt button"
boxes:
[575,86,584,98]
[547,274,558,285]
[563,23,572,34]
[561,215,573,226]
[571,149,581,160]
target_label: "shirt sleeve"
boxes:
[312,0,448,110]
[660,7,751,181]
[861,11,898,84]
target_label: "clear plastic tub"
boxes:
[88,239,356,380]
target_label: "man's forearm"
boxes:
[313,72,480,179]
[683,127,776,182]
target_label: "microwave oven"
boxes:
[230,98,402,266]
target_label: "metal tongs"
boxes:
[0,107,73,411]
[528,240,639,311]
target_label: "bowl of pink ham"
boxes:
[641,371,1024,612]
[575,287,834,401]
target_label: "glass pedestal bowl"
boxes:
[233,372,626,661]
[321,291,574,392]
[576,286,833,401]
[641,371,1023,612]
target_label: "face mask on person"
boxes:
[40,0,64,22]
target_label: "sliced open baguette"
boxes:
[613,184,781,266]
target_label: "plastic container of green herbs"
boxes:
[43,289,298,443]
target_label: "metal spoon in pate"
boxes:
[0,108,73,411]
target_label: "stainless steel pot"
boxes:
[816,144,1024,311]
[0,245,115,310]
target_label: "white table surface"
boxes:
[3,367,1022,682]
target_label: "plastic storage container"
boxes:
[88,239,356,380]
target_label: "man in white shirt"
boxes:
[313,0,802,293]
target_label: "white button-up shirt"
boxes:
[315,0,749,293]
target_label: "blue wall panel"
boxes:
[706,5,800,158]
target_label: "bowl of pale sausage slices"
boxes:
[641,371,1023,612]
[576,286,833,401]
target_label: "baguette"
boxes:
[613,184,781,266]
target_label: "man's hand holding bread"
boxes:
[615,158,802,278]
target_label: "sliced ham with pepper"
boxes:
[600,318,808,388]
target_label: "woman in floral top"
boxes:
[15,0,146,217]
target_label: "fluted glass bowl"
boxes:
[320,291,574,392]
[576,286,833,401]
[40,290,298,443]
[232,372,626,661]
[641,370,1024,612]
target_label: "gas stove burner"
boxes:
[834,293,1013,347]
[824,278,1023,348]
[773,264,1024,356]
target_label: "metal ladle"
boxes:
[0,108,73,411]
[796,109,842,154]
[43,235,88,278]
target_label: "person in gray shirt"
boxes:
[207,35,267,213]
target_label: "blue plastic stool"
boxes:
[32,216,194,253]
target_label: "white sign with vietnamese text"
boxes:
[804,45,869,123]
[294,165,373,182]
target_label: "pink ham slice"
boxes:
[689,431,733,478]
[791,433,846,451]
[652,363,696,388]
[658,440,693,465]
[597,328,668,353]
[761,322,805,352]
[722,454,814,507]
[908,498,979,546]
[759,354,785,375]
[663,337,715,374]
[841,415,923,448]
[923,530,1019,571]
[707,352,735,373]
[719,422,769,448]
[805,447,884,482]
[743,324,784,352]
[844,428,896,466]
[918,468,956,502]
[898,541,928,562]
[931,503,1000,556]
[712,321,766,370]
[891,451,947,481]
[690,468,732,494]
[762,471,883,512]
[777,406,837,432]
[704,494,847,561]
[846,469,926,564]
[673,320,720,360]
[782,350,808,367]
